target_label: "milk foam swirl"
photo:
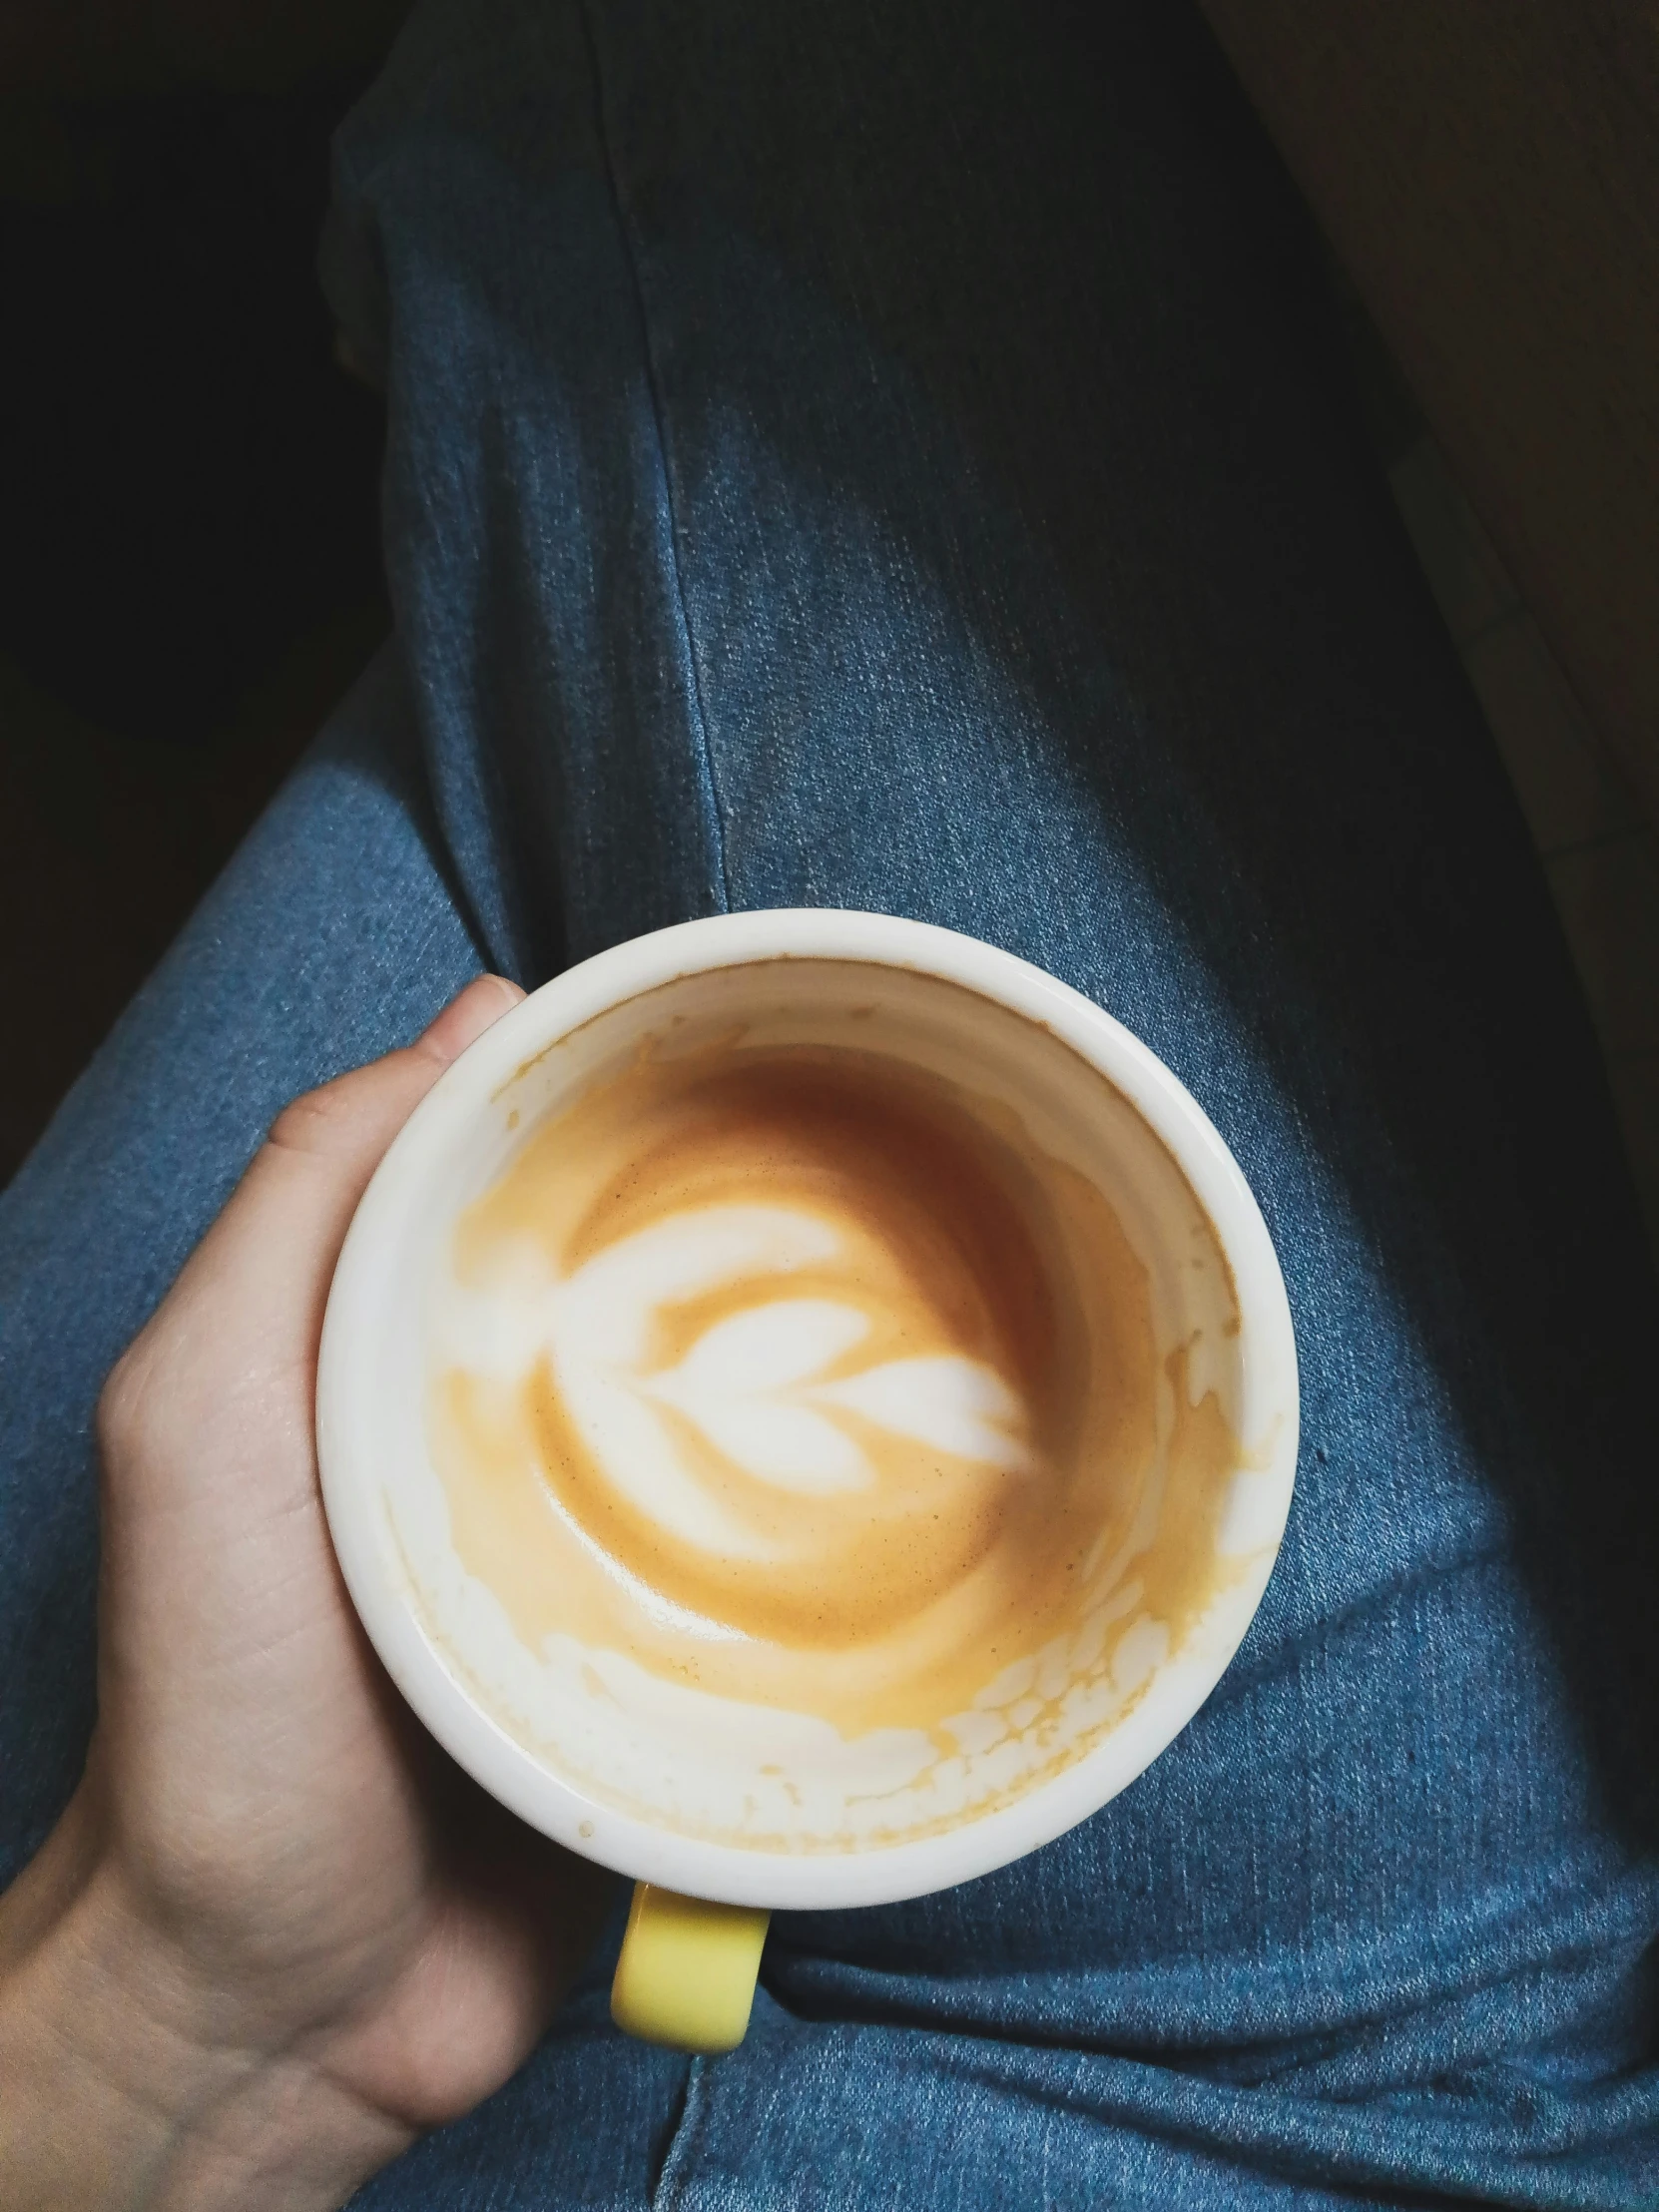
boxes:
[429,1038,1185,1737]
[555,1206,1030,1550]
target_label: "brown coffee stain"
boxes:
[430,1034,1244,1749]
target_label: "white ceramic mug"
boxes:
[317,910,1298,2050]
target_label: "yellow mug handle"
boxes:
[609,1883,772,2052]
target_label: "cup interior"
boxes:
[318,913,1297,1909]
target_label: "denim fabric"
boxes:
[4,0,1658,2203]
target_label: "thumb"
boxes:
[260,973,523,1182]
[109,975,524,1439]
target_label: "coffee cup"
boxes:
[317,910,1298,2051]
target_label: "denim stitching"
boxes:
[650,2055,711,2212]
[576,0,735,916]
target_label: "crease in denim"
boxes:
[651,2054,712,2212]
[575,0,734,917]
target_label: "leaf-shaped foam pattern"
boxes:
[667,1300,871,1396]
[812,1357,1033,1471]
[542,1205,1032,1555]
[655,1389,871,1493]
[558,1208,843,1364]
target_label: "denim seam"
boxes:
[650,2055,711,2212]
[575,0,734,917]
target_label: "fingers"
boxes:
[266,973,523,1169]
[411,974,525,1073]
[223,970,523,1291]
[209,971,524,1331]
[102,976,524,1469]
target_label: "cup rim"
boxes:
[318,909,1299,1910]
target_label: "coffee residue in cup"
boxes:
[428,1036,1242,1746]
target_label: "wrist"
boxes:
[0,1785,409,2212]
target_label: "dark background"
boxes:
[0,69,388,1182]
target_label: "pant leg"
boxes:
[319,3,1659,2205]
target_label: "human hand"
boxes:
[0,977,609,2211]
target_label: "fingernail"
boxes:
[418,974,524,1063]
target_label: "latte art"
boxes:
[426,1029,1237,1749]
[444,1186,1042,1652]
[557,1213,1033,1524]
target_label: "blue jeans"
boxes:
[4,2,1657,2202]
